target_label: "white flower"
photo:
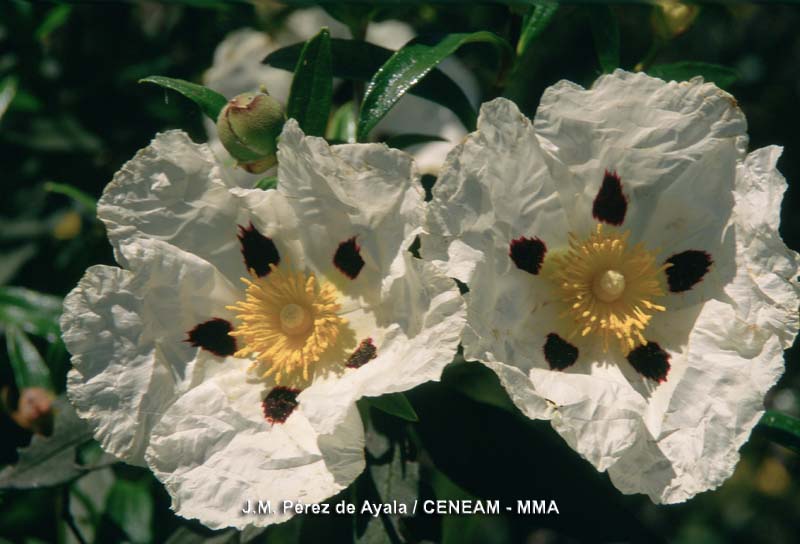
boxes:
[423,70,799,504]
[203,10,479,183]
[61,121,464,529]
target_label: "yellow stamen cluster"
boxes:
[227,264,345,384]
[544,224,668,352]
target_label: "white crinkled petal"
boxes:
[278,120,423,299]
[98,130,250,282]
[422,98,571,391]
[727,146,800,347]
[535,70,747,251]
[607,299,787,503]
[424,71,800,504]
[299,250,465,435]
[62,238,241,464]
[146,358,365,530]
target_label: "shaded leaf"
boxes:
[0,244,36,286]
[164,527,239,544]
[44,181,97,214]
[757,410,800,454]
[383,133,446,150]
[589,6,620,73]
[265,39,476,136]
[0,286,62,340]
[288,28,333,137]
[6,325,53,391]
[441,359,517,414]
[367,393,418,422]
[139,75,228,120]
[255,175,278,191]
[0,76,17,122]
[104,479,153,544]
[647,61,739,89]
[517,1,558,56]
[327,101,357,144]
[35,4,72,42]
[0,398,94,489]
[358,32,512,141]
[433,470,511,544]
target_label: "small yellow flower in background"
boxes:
[52,211,82,240]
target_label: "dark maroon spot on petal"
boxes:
[664,250,713,293]
[238,222,280,277]
[346,338,378,369]
[543,333,579,371]
[509,236,547,275]
[592,170,627,226]
[186,318,237,357]
[262,386,300,424]
[627,342,671,383]
[334,237,365,279]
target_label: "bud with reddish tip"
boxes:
[11,387,54,436]
[216,91,285,174]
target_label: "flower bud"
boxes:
[216,91,285,174]
[11,387,54,436]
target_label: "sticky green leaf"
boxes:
[367,393,418,422]
[44,181,97,214]
[383,133,447,150]
[647,62,739,89]
[265,39,476,136]
[326,101,357,143]
[358,32,512,141]
[757,410,800,454]
[287,28,333,137]
[0,286,62,340]
[589,6,620,73]
[139,75,228,121]
[104,479,153,544]
[255,175,278,191]
[6,325,53,391]
[517,1,558,56]
[35,4,72,42]
[0,398,95,489]
[0,76,17,122]
[442,359,517,414]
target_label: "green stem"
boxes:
[635,38,665,72]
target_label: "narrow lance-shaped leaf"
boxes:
[287,28,333,137]
[517,1,558,56]
[139,75,228,121]
[44,181,97,214]
[0,286,62,339]
[367,392,418,422]
[358,32,512,141]
[265,39,476,136]
[104,479,154,544]
[326,101,357,144]
[589,6,620,74]
[757,410,800,454]
[647,61,739,89]
[6,324,54,391]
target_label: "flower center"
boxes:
[543,224,668,352]
[280,303,311,335]
[227,263,346,384]
[593,269,626,302]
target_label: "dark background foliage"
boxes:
[0,2,798,543]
